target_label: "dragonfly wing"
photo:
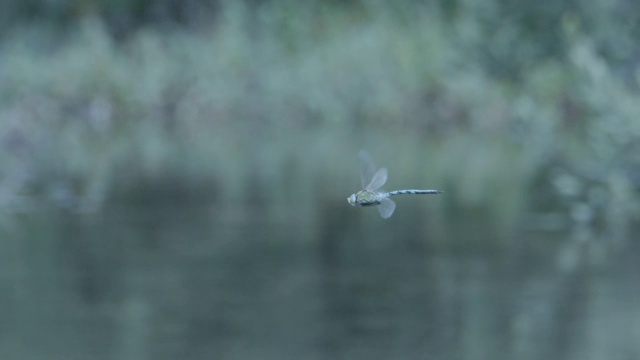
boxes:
[366,168,387,191]
[357,151,377,189]
[378,198,396,219]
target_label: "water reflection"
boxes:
[1,205,638,360]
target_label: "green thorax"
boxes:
[356,190,384,206]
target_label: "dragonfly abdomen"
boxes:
[388,189,443,196]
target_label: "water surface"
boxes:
[1,204,638,360]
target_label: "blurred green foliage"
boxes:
[1,0,639,237]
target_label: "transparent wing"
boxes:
[378,198,396,219]
[357,151,377,189]
[366,168,387,191]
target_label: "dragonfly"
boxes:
[347,151,443,219]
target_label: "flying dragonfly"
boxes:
[347,151,443,219]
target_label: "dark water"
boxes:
[1,204,639,360]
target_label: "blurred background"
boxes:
[1,0,640,359]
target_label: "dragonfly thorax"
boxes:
[348,190,386,207]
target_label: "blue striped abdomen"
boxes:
[388,189,443,196]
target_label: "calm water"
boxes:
[1,204,638,360]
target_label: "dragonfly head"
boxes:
[347,193,357,206]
